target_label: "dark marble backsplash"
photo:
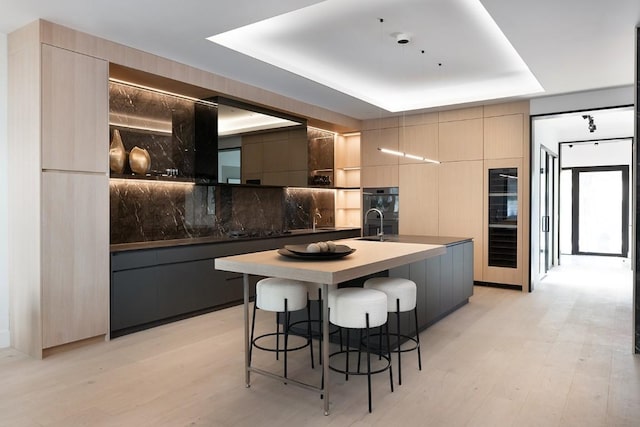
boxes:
[110,180,336,244]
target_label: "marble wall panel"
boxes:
[110,180,219,243]
[284,188,335,229]
[110,181,337,244]
[109,82,215,178]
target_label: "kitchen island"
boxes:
[215,238,448,415]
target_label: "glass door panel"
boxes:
[559,169,572,254]
[578,170,622,254]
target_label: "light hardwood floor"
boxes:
[1,256,638,426]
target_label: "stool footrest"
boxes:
[252,332,311,353]
[328,349,392,376]
[363,332,420,353]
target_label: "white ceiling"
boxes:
[1,0,639,120]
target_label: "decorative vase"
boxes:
[109,129,127,173]
[129,146,151,175]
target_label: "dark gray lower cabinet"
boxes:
[110,229,360,336]
[389,240,474,334]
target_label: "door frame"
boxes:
[569,165,630,257]
[539,146,558,277]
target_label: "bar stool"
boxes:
[249,278,312,379]
[328,287,394,413]
[364,277,421,386]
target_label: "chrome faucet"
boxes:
[312,208,322,232]
[364,208,385,241]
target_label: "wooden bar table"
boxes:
[214,238,446,415]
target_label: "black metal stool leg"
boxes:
[284,299,289,379]
[357,328,363,373]
[378,325,383,360]
[366,313,372,413]
[385,321,394,393]
[249,300,258,367]
[345,328,350,381]
[275,312,280,361]
[414,306,422,371]
[396,299,402,386]
[306,297,315,369]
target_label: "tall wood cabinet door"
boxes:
[41,171,109,348]
[41,44,108,173]
[438,160,483,281]
[483,114,524,160]
[399,163,438,235]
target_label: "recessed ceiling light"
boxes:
[207,0,543,113]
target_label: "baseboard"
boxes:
[0,329,10,349]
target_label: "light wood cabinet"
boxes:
[41,172,109,348]
[8,24,110,357]
[438,118,483,162]
[360,121,401,188]
[483,114,524,159]
[361,165,399,187]
[361,127,399,167]
[41,44,108,173]
[399,123,438,165]
[438,161,484,280]
[399,163,438,235]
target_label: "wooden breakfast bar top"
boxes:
[214,238,447,415]
[214,238,447,285]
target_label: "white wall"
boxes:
[0,33,9,348]
[561,139,633,168]
[530,86,634,116]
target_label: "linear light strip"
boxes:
[109,78,217,106]
[378,147,440,164]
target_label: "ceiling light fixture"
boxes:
[396,33,411,44]
[378,147,440,164]
[582,114,597,133]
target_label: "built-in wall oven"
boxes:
[362,187,399,236]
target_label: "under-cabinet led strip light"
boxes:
[378,147,440,164]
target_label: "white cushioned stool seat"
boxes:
[329,288,388,329]
[364,277,417,312]
[256,278,307,312]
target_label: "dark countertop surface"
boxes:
[355,235,472,246]
[110,227,361,253]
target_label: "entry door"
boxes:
[572,166,629,256]
[539,148,557,276]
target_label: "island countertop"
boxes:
[214,238,446,285]
[359,235,472,246]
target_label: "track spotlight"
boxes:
[582,114,596,133]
